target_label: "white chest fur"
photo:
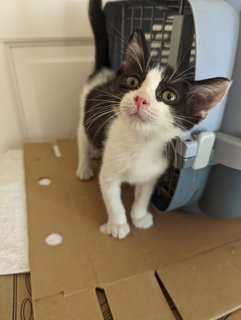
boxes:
[101,117,168,185]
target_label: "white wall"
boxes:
[0,0,94,152]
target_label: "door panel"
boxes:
[12,41,94,142]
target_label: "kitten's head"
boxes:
[115,29,231,141]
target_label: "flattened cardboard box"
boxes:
[24,140,241,320]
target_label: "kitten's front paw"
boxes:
[132,212,153,229]
[76,165,94,180]
[100,222,130,239]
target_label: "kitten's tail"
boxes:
[89,0,110,72]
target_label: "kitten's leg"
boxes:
[99,171,130,239]
[131,179,156,229]
[90,144,101,160]
[76,124,94,180]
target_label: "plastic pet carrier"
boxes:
[104,0,241,218]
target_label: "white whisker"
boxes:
[169,43,195,82]
[84,108,118,131]
[92,112,119,144]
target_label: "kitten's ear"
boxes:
[122,29,149,70]
[187,78,231,119]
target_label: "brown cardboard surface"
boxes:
[105,271,175,320]
[158,241,241,320]
[24,140,241,320]
[34,289,103,320]
[24,143,95,300]
[229,309,241,319]
[0,273,33,320]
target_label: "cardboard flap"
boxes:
[34,289,103,320]
[105,271,175,320]
[157,241,241,320]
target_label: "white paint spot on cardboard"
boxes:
[38,178,52,186]
[45,233,63,246]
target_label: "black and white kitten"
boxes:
[77,0,231,239]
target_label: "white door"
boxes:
[0,0,94,152]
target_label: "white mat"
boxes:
[0,150,29,275]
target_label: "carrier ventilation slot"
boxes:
[152,167,180,211]
[119,0,195,67]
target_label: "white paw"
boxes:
[76,165,94,180]
[132,212,153,229]
[100,222,130,239]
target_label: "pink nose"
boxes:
[134,95,150,109]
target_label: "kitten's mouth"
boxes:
[128,110,148,123]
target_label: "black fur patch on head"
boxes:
[122,29,149,71]
[156,67,231,130]
[115,29,150,91]
[84,29,150,148]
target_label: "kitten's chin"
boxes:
[121,114,183,142]
[120,105,182,139]
[121,112,159,134]
[129,112,150,124]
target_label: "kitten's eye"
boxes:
[162,89,177,103]
[126,76,139,89]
